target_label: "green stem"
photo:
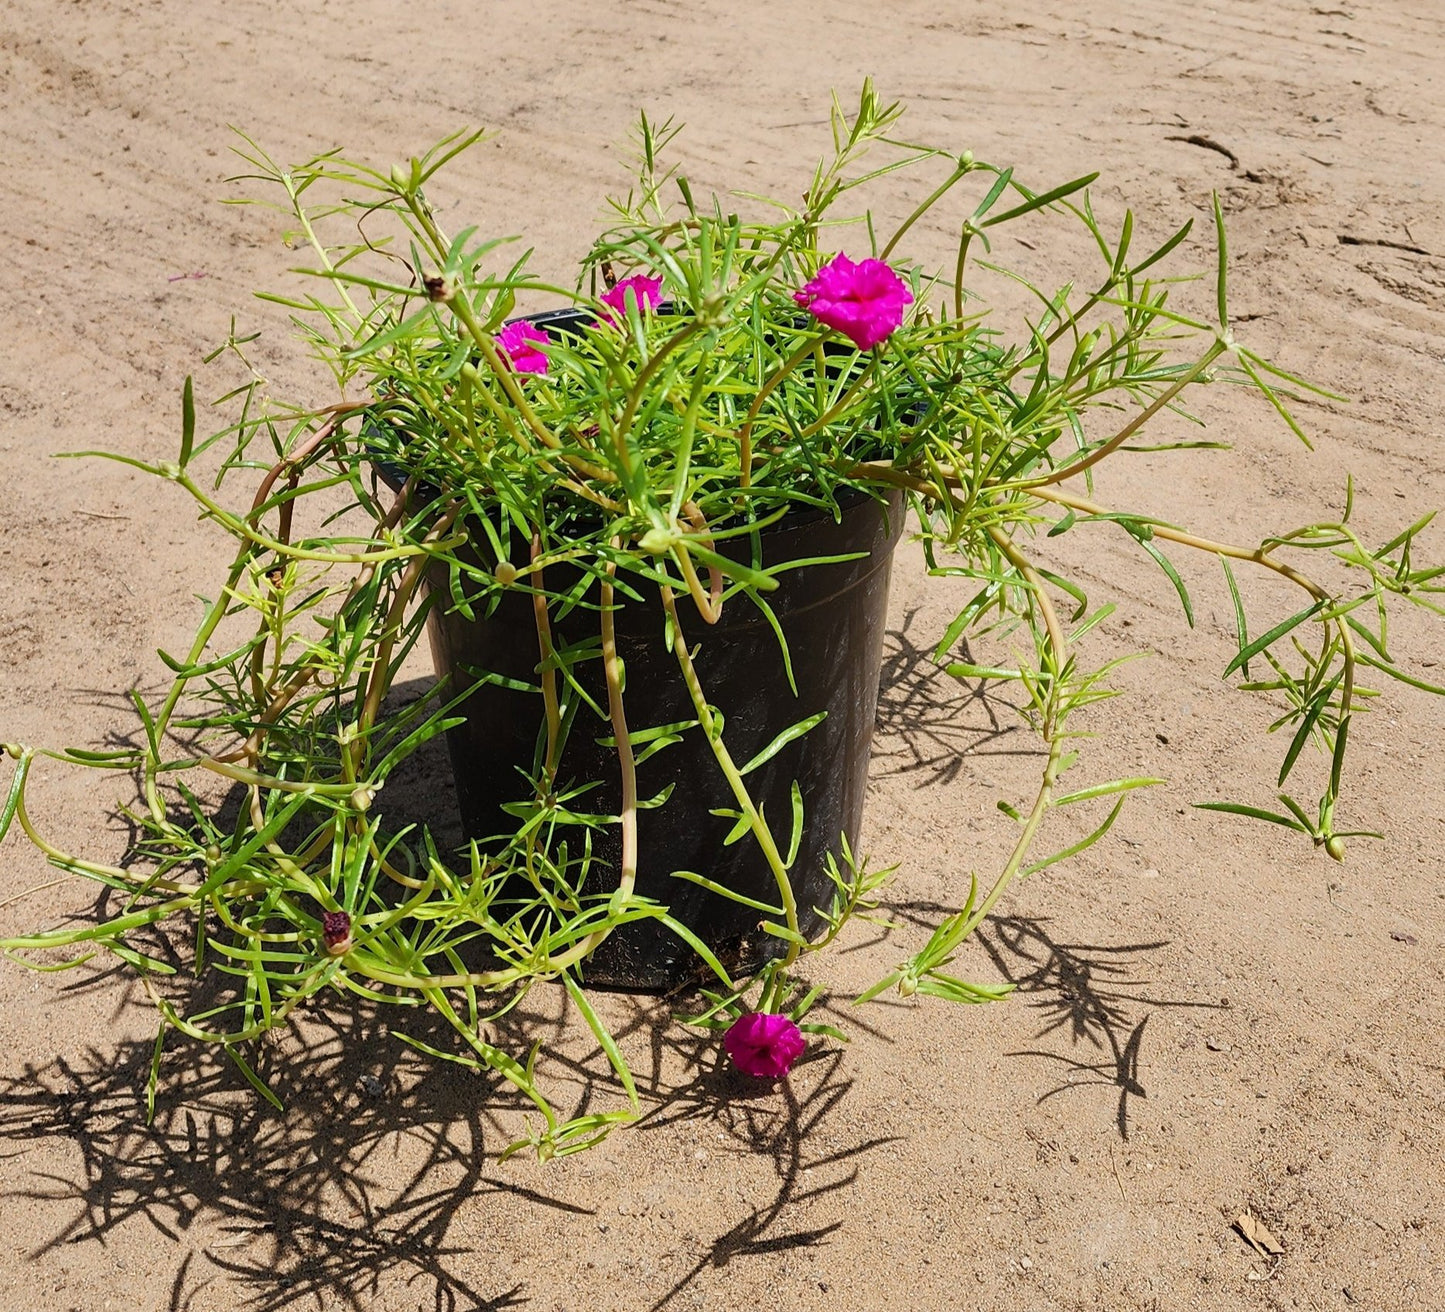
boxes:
[1028,483,1358,816]
[178,471,465,563]
[145,548,254,822]
[793,353,881,441]
[530,538,563,791]
[612,320,705,475]
[357,503,460,742]
[400,191,574,467]
[659,587,800,961]
[557,553,640,966]
[286,173,365,328]
[738,335,829,488]
[1016,339,1226,491]
[880,163,969,260]
[951,528,1068,936]
[953,224,973,322]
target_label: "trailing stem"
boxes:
[659,586,801,964]
[965,529,1068,930]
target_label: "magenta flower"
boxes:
[321,910,352,955]
[793,253,913,350]
[599,272,664,324]
[724,1011,807,1079]
[495,320,551,375]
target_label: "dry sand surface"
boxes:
[3,1,1445,1309]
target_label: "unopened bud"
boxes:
[350,786,375,812]
[321,910,353,956]
[897,975,918,999]
[1325,835,1347,862]
[389,162,411,190]
[494,561,519,587]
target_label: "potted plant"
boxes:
[3,84,1440,1161]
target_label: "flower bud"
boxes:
[1325,835,1347,862]
[389,162,411,190]
[350,786,374,812]
[494,561,519,586]
[321,910,353,956]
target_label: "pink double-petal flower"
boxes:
[794,253,913,350]
[599,272,664,325]
[494,320,552,375]
[724,1011,807,1078]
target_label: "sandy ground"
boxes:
[3,1,1445,1309]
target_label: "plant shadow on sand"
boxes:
[0,990,892,1311]
[11,633,1205,1307]
[976,915,1227,1140]
[0,1021,533,1312]
[507,990,898,1312]
[0,680,893,1311]
[882,896,1213,1140]
[872,612,1228,1140]
[871,607,1039,784]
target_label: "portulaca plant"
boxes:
[2,84,1440,1159]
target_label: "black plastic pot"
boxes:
[375,307,908,991]
[419,489,905,992]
